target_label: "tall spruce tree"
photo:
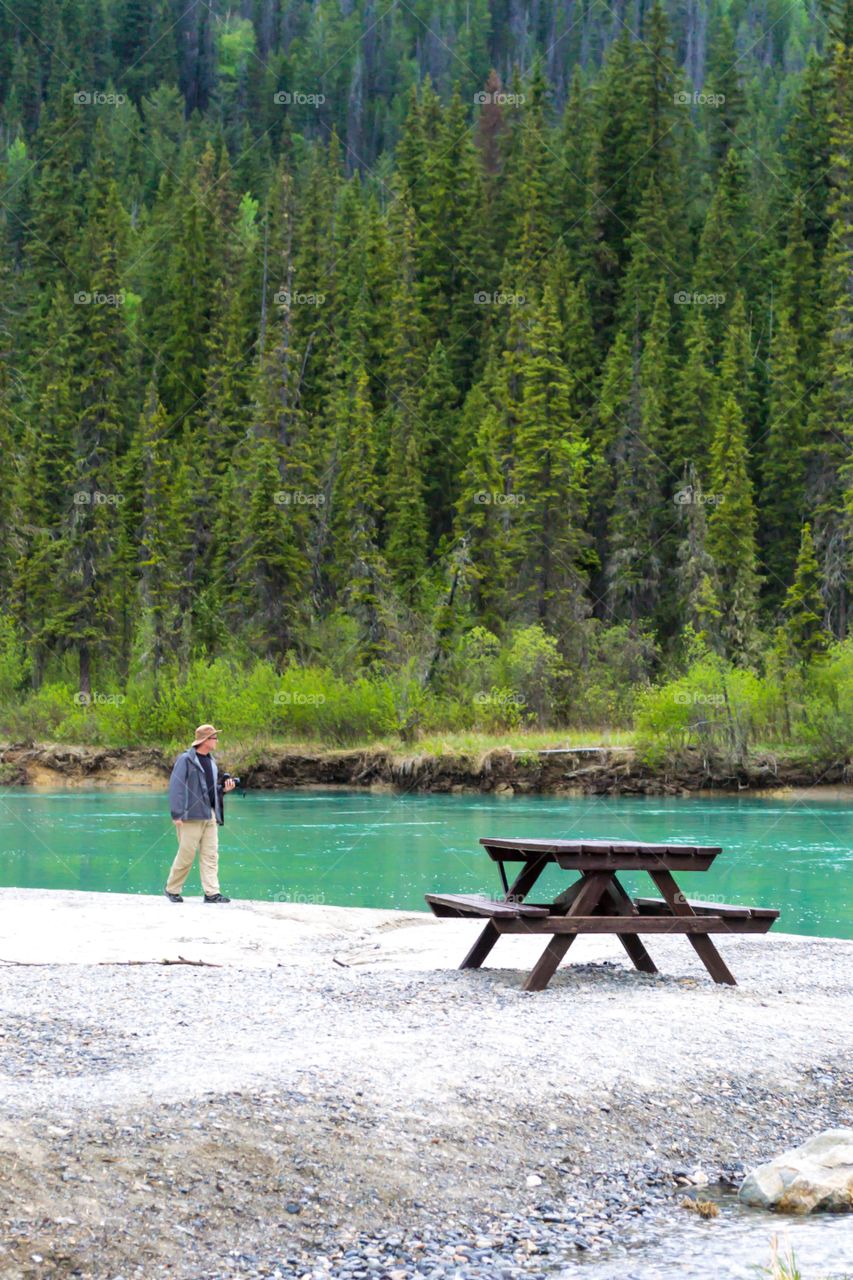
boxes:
[782,522,830,662]
[706,393,761,660]
[511,286,589,626]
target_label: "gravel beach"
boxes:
[1,890,851,1280]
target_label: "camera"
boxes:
[217,772,243,789]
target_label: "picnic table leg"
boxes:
[522,872,613,992]
[603,879,658,975]
[649,869,737,986]
[460,855,550,970]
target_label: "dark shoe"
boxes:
[164,890,183,903]
[204,893,231,903]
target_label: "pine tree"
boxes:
[555,68,593,274]
[705,17,746,173]
[707,393,761,661]
[588,328,632,614]
[328,362,389,658]
[603,290,671,628]
[414,86,487,389]
[585,32,640,334]
[672,306,718,478]
[693,149,748,341]
[630,1,682,203]
[718,292,758,437]
[782,522,830,662]
[760,307,808,606]
[159,179,217,421]
[782,51,832,257]
[512,286,589,625]
[385,426,429,609]
[135,381,184,676]
[561,276,598,422]
[675,463,722,642]
[202,195,259,476]
[382,190,430,607]
[419,341,460,551]
[54,197,132,693]
[22,83,86,315]
[778,196,820,377]
[229,171,315,657]
[499,63,558,291]
[289,137,342,423]
[454,402,511,631]
[619,177,678,332]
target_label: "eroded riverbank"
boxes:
[1,891,851,1280]
[2,741,852,796]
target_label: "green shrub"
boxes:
[800,640,853,758]
[635,654,768,765]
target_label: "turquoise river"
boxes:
[0,787,851,938]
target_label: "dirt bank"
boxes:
[1,740,851,795]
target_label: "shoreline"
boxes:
[2,740,852,797]
[3,886,848,964]
[1,890,852,1279]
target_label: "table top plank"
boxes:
[480,837,723,855]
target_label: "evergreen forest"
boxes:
[1,0,852,757]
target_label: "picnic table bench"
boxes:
[425,837,779,991]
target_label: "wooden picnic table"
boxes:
[425,837,779,991]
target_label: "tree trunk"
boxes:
[79,643,91,698]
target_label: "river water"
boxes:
[564,1199,853,1277]
[1,788,851,937]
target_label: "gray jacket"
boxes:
[168,747,223,824]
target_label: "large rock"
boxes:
[738,1130,853,1213]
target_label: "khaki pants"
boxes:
[166,812,220,896]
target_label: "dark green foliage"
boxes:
[0,0,849,722]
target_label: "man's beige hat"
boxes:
[192,723,221,747]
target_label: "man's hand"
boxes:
[173,818,183,828]
[223,778,236,793]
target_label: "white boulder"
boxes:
[738,1129,853,1213]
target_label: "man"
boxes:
[165,723,236,903]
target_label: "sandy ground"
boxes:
[1,891,852,1280]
